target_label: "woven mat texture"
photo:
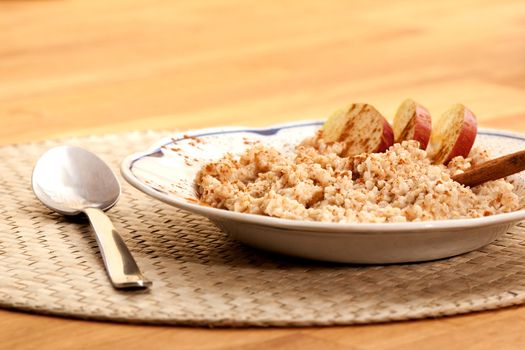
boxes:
[1,131,525,327]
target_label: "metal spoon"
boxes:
[32,145,151,289]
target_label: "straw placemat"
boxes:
[1,131,525,327]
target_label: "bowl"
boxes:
[121,121,525,263]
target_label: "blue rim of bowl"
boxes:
[120,121,525,233]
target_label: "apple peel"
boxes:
[393,99,432,149]
[427,104,478,164]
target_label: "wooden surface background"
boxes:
[1,0,525,349]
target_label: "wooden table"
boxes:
[1,1,525,349]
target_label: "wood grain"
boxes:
[1,0,525,349]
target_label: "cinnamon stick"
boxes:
[452,149,525,187]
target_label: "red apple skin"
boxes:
[413,105,432,150]
[375,118,395,153]
[394,100,432,150]
[443,108,478,164]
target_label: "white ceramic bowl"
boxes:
[121,121,525,264]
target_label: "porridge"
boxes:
[195,133,520,223]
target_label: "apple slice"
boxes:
[322,103,394,157]
[393,99,432,149]
[427,104,477,164]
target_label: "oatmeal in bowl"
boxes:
[196,137,519,223]
[122,100,525,263]
[196,101,523,223]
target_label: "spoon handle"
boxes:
[84,207,152,289]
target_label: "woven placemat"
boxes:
[1,131,525,327]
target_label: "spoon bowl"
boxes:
[32,146,120,215]
[32,145,151,289]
